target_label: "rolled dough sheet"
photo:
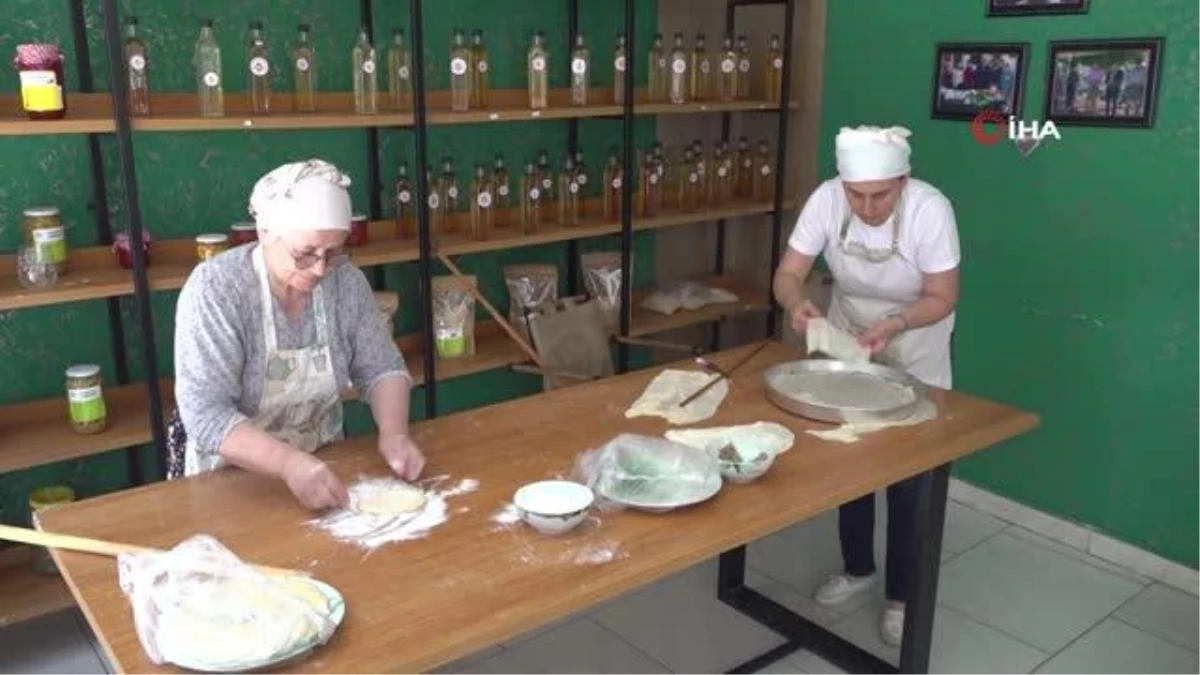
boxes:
[625,369,729,426]
[806,399,938,443]
[665,421,796,459]
[806,317,870,363]
[353,482,427,515]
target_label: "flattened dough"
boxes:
[665,421,795,459]
[354,484,427,514]
[806,317,870,363]
[806,399,938,444]
[625,369,729,426]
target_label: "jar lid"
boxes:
[196,233,229,244]
[29,485,76,510]
[65,364,101,378]
[230,222,256,231]
[24,206,60,217]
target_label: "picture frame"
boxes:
[930,42,1030,121]
[986,0,1090,17]
[1044,37,1164,128]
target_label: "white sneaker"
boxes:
[880,604,905,646]
[814,573,877,606]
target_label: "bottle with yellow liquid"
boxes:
[292,24,317,113]
[690,34,711,102]
[714,141,733,204]
[558,156,580,226]
[613,32,627,105]
[123,17,151,117]
[246,21,271,115]
[449,29,472,112]
[470,164,494,241]
[639,151,660,217]
[602,150,623,221]
[388,29,412,111]
[427,170,446,239]
[440,156,460,217]
[528,30,549,110]
[679,148,699,212]
[765,34,783,103]
[493,153,510,214]
[692,140,710,206]
[736,34,752,99]
[668,32,689,105]
[536,149,554,205]
[570,35,590,106]
[734,137,753,198]
[520,163,543,233]
[753,139,774,201]
[717,34,737,103]
[394,160,413,239]
[352,27,377,115]
[652,142,667,213]
[648,33,667,102]
[471,30,490,108]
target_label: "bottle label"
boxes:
[744,159,752,168]
[541,178,552,190]
[296,57,311,72]
[672,58,687,74]
[129,54,146,72]
[576,174,588,186]
[615,56,626,72]
[363,60,376,74]
[721,59,735,74]
[451,57,468,76]
[478,60,489,73]
[428,193,440,209]
[497,184,509,196]
[761,165,771,176]
[33,226,67,265]
[649,174,659,184]
[739,59,750,73]
[773,57,783,69]
[447,186,459,199]
[399,190,412,204]
[689,173,698,184]
[478,191,493,208]
[203,71,220,87]
[718,167,728,177]
[68,386,106,424]
[569,182,579,194]
[700,60,711,74]
[435,329,466,357]
[532,56,546,72]
[19,71,63,112]
[529,187,540,200]
[250,57,270,76]
[612,178,622,189]
[572,58,587,75]
[399,65,410,78]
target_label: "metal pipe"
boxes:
[769,0,797,339]
[408,0,437,418]
[360,0,386,291]
[99,0,167,479]
[617,0,636,373]
[566,0,581,298]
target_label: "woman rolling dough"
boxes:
[771,125,961,646]
[168,159,426,511]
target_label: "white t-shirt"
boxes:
[787,177,961,275]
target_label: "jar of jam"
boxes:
[65,364,107,435]
[229,222,258,246]
[196,233,229,262]
[22,206,68,274]
[347,214,369,247]
[13,44,66,120]
[112,230,151,270]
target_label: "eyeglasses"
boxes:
[284,243,349,270]
[838,191,903,263]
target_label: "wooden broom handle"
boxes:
[0,524,306,578]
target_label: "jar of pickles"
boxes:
[22,206,68,274]
[229,222,258,246]
[65,364,107,435]
[347,214,369,247]
[196,233,229,262]
[12,43,66,120]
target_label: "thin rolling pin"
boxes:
[677,341,772,408]
[0,524,307,578]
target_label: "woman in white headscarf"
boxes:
[772,126,961,646]
[168,159,425,511]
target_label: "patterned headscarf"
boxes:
[248,159,353,234]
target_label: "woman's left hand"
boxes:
[858,316,905,355]
[378,432,427,481]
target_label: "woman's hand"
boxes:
[281,452,349,511]
[788,300,824,334]
[378,432,426,481]
[859,315,906,355]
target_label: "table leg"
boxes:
[898,463,951,674]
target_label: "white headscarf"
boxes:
[248,159,353,234]
[835,125,912,182]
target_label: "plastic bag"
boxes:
[118,535,337,669]
[432,275,476,358]
[571,433,722,512]
[641,280,739,315]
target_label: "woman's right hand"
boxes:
[789,300,824,334]
[281,451,349,511]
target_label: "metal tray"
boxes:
[762,359,929,424]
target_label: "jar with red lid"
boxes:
[12,44,66,120]
[347,214,369,247]
[229,222,258,246]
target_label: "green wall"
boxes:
[820,0,1198,566]
[0,0,659,527]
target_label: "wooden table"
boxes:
[37,340,1038,674]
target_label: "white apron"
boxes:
[184,246,344,475]
[823,195,955,389]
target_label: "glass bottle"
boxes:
[715,141,734,204]
[602,150,623,222]
[246,21,271,115]
[520,163,543,233]
[470,164,494,241]
[648,33,666,102]
[441,156,460,216]
[680,148,700,212]
[536,149,554,205]
[570,34,590,107]
[388,29,412,111]
[717,34,737,103]
[765,34,783,103]
[734,136,753,198]
[352,28,377,115]
[293,24,317,113]
[557,156,579,226]
[122,16,150,117]
[427,170,445,238]
[493,153,511,213]
[692,140,709,206]
[528,30,549,110]
[668,32,689,105]
[394,161,413,238]
[690,34,710,103]
[471,30,490,108]
[573,150,589,218]
[736,34,751,99]
[194,20,224,118]
[613,32,627,105]
[639,150,660,217]
[652,142,667,213]
[449,29,471,112]
[753,139,774,201]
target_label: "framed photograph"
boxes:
[987,0,1090,17]
[1044,38,1164,127]
[930,42,1030,121]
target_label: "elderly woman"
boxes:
[772,126,960,646]
[168,159,425,511]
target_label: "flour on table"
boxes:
[806,317,870,363]
[806,399,939,443]
[310,475,480,550]
[664,421,796,458]
[625,369,728,425]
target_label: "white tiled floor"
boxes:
[2,498,1196,674]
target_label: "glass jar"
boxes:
[229,222,258,246]
[28,485,76,575]
[15,245,58,289]
[65,364,107,435]
[196,233,229,262]
[112,230,152,270]
[347,213,369,247]
[22,206,68,274]
[12,44,66,120]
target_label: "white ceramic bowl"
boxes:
[513,480,595,536]
[718,451,776,484]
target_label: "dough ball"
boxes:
[355,485,427,515]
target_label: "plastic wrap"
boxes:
[117,535,338,670]
[571,433,722,512]
[640,280,739,315]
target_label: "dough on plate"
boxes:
[806,317,870,363]
[664,421,796,459]
[354,484,427,514]
[625,369,728,426]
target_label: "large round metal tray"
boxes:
[763,359,929,424]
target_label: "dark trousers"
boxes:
[839,476,919,602]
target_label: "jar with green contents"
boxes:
[22,206,68,273]
[28,485,75,575]
[65,364,108,434]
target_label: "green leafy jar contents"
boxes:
[65,364,107,435]
[22,206,68,273]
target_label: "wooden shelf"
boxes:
[0,545,74,628]
[0,94,115,136]
[0,381,174,475]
